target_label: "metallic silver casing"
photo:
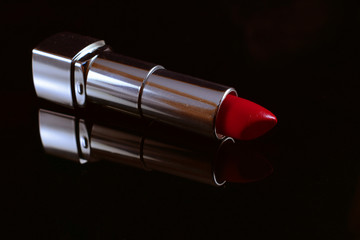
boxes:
[32,32,236,139]
[38,109,90,164]
[32,32,105,107]
[38,109,231,186]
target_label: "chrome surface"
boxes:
[33,33,236,138]
[32,32,105,107]
[141,69,237,138]
[214,137,235,185]
[74,61,87,107]
[38,108,233,186]
[38,109,91,164]
[86,52,163,116]
[78,119,90,163]
[38,109,79,162]
[90,124,145,169]
[142,130,231,186]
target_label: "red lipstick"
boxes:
[216,94,277,140]
[215,139,274,183]
[32,32,277,140]
[38,108,273,186]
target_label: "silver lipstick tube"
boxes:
[90,123,233,186]
[33,32,236,138]
[38,109,234,186]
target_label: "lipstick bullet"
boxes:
[38,108,273,186]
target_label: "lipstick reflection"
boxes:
[38,109,273,186]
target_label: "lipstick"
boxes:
[38,108,273,186]
[32,32,277,140]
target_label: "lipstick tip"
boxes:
[216,94,277,140]
[240,109,277,140]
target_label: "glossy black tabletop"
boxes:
[2,1,360,239]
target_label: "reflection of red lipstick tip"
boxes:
[216,94,277,140]
[215,141,274,183]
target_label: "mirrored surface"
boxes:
[1,1,360,239]
[38,108,273,186]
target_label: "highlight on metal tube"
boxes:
[37,108,234,186]
[32,32,236,139]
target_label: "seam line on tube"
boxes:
[138,65,165,117]
[214,88,238,139]
[74,117,82,163]
[139,134,151,171]
[70,40,106,107]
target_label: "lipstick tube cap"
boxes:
[32,32,106,107]
[38,109,90,164]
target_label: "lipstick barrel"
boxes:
[32,32,236,139]
[86,51,164,117]
[90,122,231,186]
[38,109,231,186]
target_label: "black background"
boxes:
[2,0,360,239]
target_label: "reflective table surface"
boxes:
[1,1,360,239]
